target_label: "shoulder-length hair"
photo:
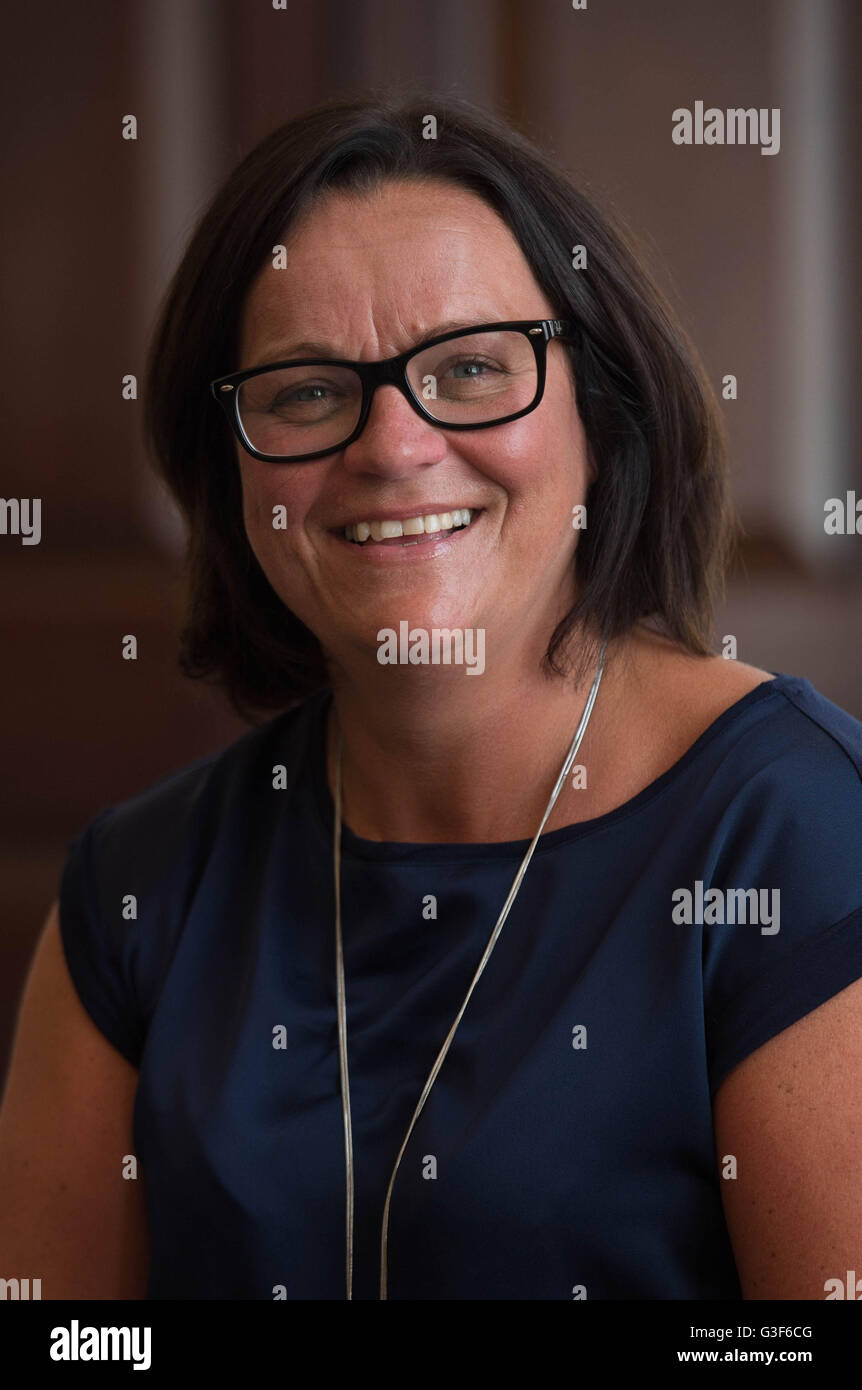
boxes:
[144,90,736,721]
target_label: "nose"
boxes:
[340,382,448,478]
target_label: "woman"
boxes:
[1,93,861,1301]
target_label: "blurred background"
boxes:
[1,0,860,1085]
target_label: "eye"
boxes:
[448,356,502,378]
[275,383,333,405]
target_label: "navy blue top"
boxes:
[59,673,862,1300]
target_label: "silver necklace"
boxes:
[331,640,606,1299]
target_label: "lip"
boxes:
[329,508,485,563]
[328,504,483,531]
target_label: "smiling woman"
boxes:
[1,92,861,1303]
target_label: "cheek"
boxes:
[462,403,587,527]
[236,466,305,597]
[238,459,309,543]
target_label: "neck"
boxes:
[324,627,625,844]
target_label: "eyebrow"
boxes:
[247,319,497,369]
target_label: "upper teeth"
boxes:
[344,509,474,543]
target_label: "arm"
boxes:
[713,975,862,1299]
[0,901,150,1298]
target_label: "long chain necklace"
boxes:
[331,640,606,1299]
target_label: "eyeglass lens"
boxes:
[235,329,539,458]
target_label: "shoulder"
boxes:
[680,660,862,890]
[57,691,329,1049]
[624,631,775,751]
[624,628,862,782]
[686,662,862,1099]
[624,631,862,934]
[66,691,327,880]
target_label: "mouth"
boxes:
[334,507,483,548]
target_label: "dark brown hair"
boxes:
[144,90,736,721]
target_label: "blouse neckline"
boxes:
[309,672,802,864]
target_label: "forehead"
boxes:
[238,180,551,360]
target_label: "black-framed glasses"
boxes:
[210,318,574,463]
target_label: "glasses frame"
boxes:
[210,318,575,463]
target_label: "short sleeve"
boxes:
[59,807,145,1068]
[702,684,862,1096]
